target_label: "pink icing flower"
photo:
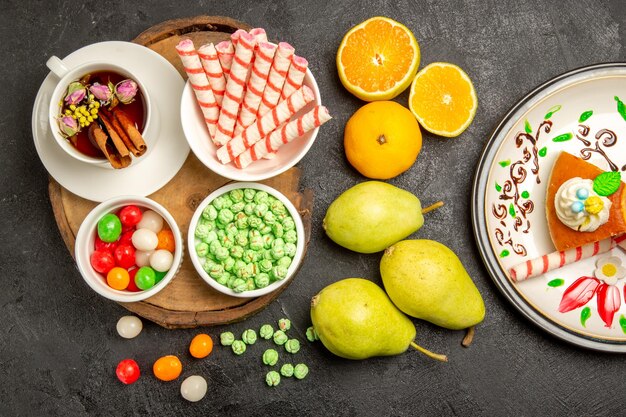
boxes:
[558,276,600,313]
[89,82,112,103]
[64,82,86,105]
[114,79,138,104]
[597,283,621,327]
[58,115,78,137]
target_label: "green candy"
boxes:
[208,263,224,279]
[282,217,295,231]
[277,256,292,269]
[232,278,247,293]
[273,330,288,345]
[294,364,308,379]
[284,230,297,244]
[225,222,238,236]
[220,331,235,346]
[278,318,291,331]
[254,273,270,288]
[235,215,248,229]
[285,339,300,354]
[272,223,284,238]
[243,249,259,263]
[243,203,256,216]
[215,246,230,261]
[266,370,280,387]
[248,215,263,229]
[272,238,285,248]
[271,265,288,281]
[306,326,319,342]
[195,242,209,258]
[231,202,245,213]
[246,278,256,291]
[201,204,218,220]
[259,324,273,339]
[271,245,285,260]
[263,211,276,225]
[97,213,122,243]
[254,191,269,204]
[243,189,256,202]
[216,271,230,285]
[235,233,249,247]
[259,259,273,273]
[270,200,287,215]
[242,329,257,345]
[219,234,234,249]
[154,270,167,284]
[195,223,211,239]
[262,348,278,366]
[231,340,246,355]
[262,250,274,261]
[249,229,261,239]
[202,260,216,274]
[262,234,274,249]
[249,235,264,251]
[259,225,272,235]
[280,363,294,377]
[254,203,269,217]
[135,266,156,290]
[223,256,236,272]
[230,245,244,259]
[212,196,228,210]
[209,240,222,255]
[229,189,244,203]
[203,230,218,244]
[284,243,297,258]
[216,229,227,240]
[227,274,237,289]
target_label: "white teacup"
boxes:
[46,56,158,168]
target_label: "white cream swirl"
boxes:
[554,177,611,232]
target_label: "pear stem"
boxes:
[462,326,475,348]
[422,201,444,214]
[409,341,448,362]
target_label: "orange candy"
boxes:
[153,355,182,382]
[156,229,176,252]
[189,334,214,358]
[106,267,130,290]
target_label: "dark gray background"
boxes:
[2,0,625,415]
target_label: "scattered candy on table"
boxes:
[306,326,319,342]
[153,355,183,382]
[259,324,273,339]
[116,359,140,385]
[189,334,214,359]
[231,340,246,355]
[242,329,257,345]
[294,363,309,380]
[116,316,143,339]
[285,339,300,354]
[266,370,281,387]
[280,363,294,377]
[89,206,177,292]
[220,332,235,346]
[278,318,291,331]
[273,330,288,345]
[262,349,279,366]
[180,375,208,402]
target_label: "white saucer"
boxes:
[32,41,190,202]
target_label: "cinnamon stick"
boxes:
[100,108,139,156]
[112,107,147,157]
[88,124,130,169]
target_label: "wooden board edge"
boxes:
[48,177,77,257]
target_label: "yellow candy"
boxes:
[584,196,604,215]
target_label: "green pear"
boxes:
[323,181,427,253]
[310,278,446,361]
[380,240,485,330]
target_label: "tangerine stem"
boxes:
[462,326,475,347]
[409,341,448,362]
[422,201,444,214]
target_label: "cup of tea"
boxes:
[46,56,158,169]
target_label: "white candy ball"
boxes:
[150,249,174,272]
[116,316,143,339]
[137,210,164,233]
[135,250,154,267]
[132,228,158,251]
[180,375,207,402]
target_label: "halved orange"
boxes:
[408,62,477,137]
[337,17,420,101]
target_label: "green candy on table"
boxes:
[232,278,248,293]
[273,330,288,345]
[231,340,246,355]
[306,326,319,342]
[243,188,257,202]
[265,370,280,387]
[229,189,244,203]
[278,318,291,331]
[202,204,218,221]
[294,364,308,379]
[255,273,270,289]
[285,339,300,354]
[220,331,235,346]
[242,329,257,345]
[259,324,273,339]
[280,364,294,378]
[195,242,209,258]
[277,256,292,269]
[284,230,297,244]
[262,348,278,366]
[254,191,269,204]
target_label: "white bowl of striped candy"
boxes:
[177,29,331,182]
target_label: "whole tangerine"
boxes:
[344,101,422,179]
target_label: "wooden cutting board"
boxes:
[49,16,313,329]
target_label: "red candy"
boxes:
[114,244,136,269]
[126,268,141,292]
[116,359,140,384]
[95,236,118,254]
[91,250,115,274]
[119,205,143,228]
[119,230,135,245]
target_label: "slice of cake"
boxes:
[546,151,626,251]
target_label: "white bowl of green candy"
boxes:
[188,182,305,298]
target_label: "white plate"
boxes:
[32,41,190,202]
[473,63,626,351]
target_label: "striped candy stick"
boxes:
[249,28,268,43]
[197,43,226,107]
[279,55,308,102]
[231,29,245,47]
[508,236,623,282]
[257,42,295,117]
[234,42,278,135]
[215,40,235,80]
[213,32,257,146]
[234,105,331,169]
[216,85,315,164]
[175,39,219,141]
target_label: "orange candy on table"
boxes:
[189,334,214,359]
[106,267,130,290]
[156,229,176,252]
[153,355,182,382]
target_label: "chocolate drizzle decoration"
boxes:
[577,126,621,171]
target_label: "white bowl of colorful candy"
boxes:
[75,196,183,302]
[188,182,305,298]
